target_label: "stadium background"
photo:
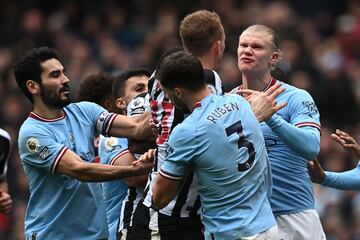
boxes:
[0,0,359,239]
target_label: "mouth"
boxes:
[240,57,253,63]
[59,85,70,94]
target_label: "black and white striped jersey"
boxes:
[0,128,10,178]
[143,69,223,217]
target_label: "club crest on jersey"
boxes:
[105,137,119,151]
[131,97,145,109]
[26,137,40,154]
[207,84,217,94]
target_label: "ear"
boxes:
[214,40,222,55]
[26,80,40,95]
[116,97,127,110]
[269,51,280,65]
[173,87,183,98]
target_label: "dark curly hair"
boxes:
[77,73,115,106]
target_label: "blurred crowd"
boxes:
[1,0,360,239]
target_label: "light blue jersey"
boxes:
[260,79,321,215]
[99,136,129,240]
[18,101,117,240]
[324,162,360,191]
[160,94,276,239]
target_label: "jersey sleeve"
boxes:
[76,101,118,136]
[0,129,10,177]
[18,126,68,174]
[323,162,360,191]
[98,136,129,165]
[159,124,198,180]
[288,89,321,132]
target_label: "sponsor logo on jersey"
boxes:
[26,137,40,154]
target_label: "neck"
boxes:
[198,54,217,70]
[241,70,272,91]
[33,99,64,119]
[186,86,211,112]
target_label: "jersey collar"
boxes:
[29,111,65,122]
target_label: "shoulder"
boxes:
[70,101,103,110]
[170,120,197,142]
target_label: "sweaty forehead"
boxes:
[40,58,64,73]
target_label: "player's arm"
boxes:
[152,173,181,209]
[55,148,153,182]
[112,152,148,188]
[266,116,320,159]
[108,112,153,140]
[308,158,360,191]
[265,90,321,160]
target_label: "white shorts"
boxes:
[242,225,279,240]
[276,210,326,240]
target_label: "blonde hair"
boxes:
[244,24,283,61]
[245,24,279,50]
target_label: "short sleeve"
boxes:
[18,126,67,174]
[288,89,321,132]
[99,136,129,165]
[159,124,198,180]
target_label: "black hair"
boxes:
[113,68,151,99]
[13,46,61,103]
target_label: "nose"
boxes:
[243,46,253,55]
[61,74,70,84]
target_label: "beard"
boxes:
[40,84,71,108]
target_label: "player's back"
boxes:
[174,94,276,238]
[143,69,223,217]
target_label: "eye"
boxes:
[50,70,60,78]
[251,44,263,49]
[135,85,145,92]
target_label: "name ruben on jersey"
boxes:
[206,102,240,124]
